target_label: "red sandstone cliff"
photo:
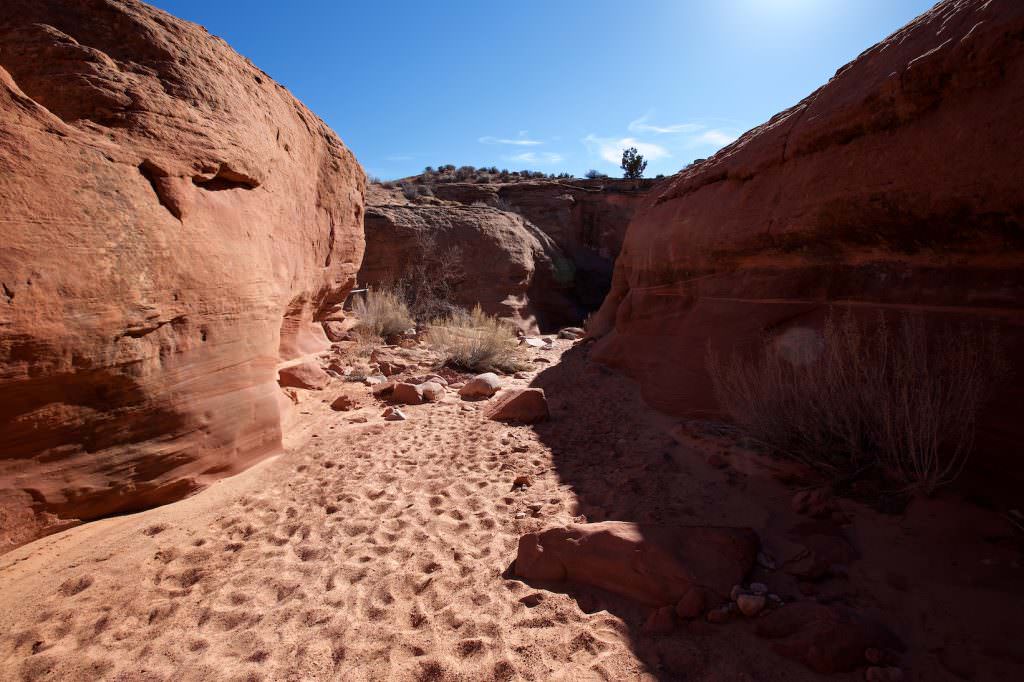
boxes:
[590,0,1024,487]
[0,0,365,549]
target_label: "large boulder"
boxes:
[432,179,657,315]
[0,0,364,550]
[514,522,758,607]
[360,201,574,333]
[589,0,1024,488]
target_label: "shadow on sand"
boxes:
[514,342,817,681]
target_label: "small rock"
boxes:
[750,582,768,595]
[458,373,502,399]
[865,667,903,681]
[642,606,675,635]
[348,415,368,423]
[330,394,358,411]
[420,381,445,402]
[514,511,527,519]
[391,382,425,405]
[363,374,387,386]
[382,407,406,421]
[737,594,766,617]
[706,605,734,624]
[767,594,784,607]
[409,374,447,386]
[371,380,397,398]
[757,551,777,570]
[484,388,549,423]
[460,404,474,412]
[706,453,728,469]
[513,371,531,379]
[675,588,704,620]
[558,327,585,340]
[522,338,546,348]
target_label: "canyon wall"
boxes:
[364,179,655,330]
[0,0,365,549]
[590,0,1024,487]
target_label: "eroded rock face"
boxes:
[360,202,574,332]
[432,179,657,316]
[589,0,1024,485]
[0,0,364,550]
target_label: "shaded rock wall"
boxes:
[0,0,364,549]
[590,0,1024,488]
[432,180,656,316]
[361,202,574,332]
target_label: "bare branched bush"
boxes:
[395,230,466,323]
[708,311,1004,493]
[425,305,529,373]
[351,286,414,340]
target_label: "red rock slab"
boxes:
[514,521,758,607]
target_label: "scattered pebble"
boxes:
[382,407,406,421]
[736,594,766,617]
[514,512,527,520]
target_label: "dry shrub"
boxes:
[708,311,1004,493]
[396,230,466,323]
[425,305,528,373]
[351,286,414,340]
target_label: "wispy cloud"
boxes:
[628,116,704,135]
[694,129,738,146]
[505,151,564,164]
[479,133,543,146]
[583,135,670,165]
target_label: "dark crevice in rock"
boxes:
[2,282,13,303]
[324,217,335,267]
[138,160,181,220]
[121,315,187,339]
[192,165,259,191]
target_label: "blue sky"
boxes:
[148,0,935,179]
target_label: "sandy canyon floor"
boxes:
[1,340,1022,682]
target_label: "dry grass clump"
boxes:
[425,305,528,374]
[708,311,1004,494]
[351,286,414,340]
